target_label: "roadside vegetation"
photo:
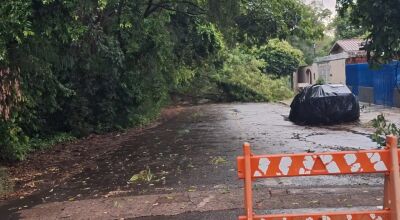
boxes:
[0,0,326,161]
[370,114,400,147]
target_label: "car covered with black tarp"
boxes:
[289,84,360,125]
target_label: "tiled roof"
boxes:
[329,39,365,54]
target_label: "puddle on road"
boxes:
[305,133,378,149]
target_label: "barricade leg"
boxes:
[387,135,400,220]
[383,173,391,209]
[243,142,254,220]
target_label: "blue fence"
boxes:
[346,61,400,107]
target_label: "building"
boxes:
[293,38,400,107]
[292,64,318,91]
[293,39,367,91]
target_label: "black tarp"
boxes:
[289,84,360,124]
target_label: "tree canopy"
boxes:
[330,7,366,40]
[337,0,400,63]
[233,0,325,45]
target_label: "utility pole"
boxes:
[313,43,316,58]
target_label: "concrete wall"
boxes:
[297,66,315,84]
[394,89,400,108]
[314,53,348,84]
[328,59,346,84]
[293,65,319,91]
[358,86,374,104]
[311,63,318,84]
[355,87,399,106]
[297,66,307,83]
[316,62,330,82]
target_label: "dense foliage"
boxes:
[337,0,400,63]
[0,0,324,161]
[287,6,331,63]
[234,0,324,45]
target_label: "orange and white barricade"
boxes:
[237,135,400,220]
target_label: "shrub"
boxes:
[316,78,325,85]
[371,114,400,147]
[0,118,29,161]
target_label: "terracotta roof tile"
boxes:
[336,39,364,51]
[330,39,365,54]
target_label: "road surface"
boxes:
[2,103,400,219]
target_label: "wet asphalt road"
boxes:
[53,103,383,198]
[4,103,399,219]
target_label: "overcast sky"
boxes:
[323,0,336,13]
[303,0,337,14]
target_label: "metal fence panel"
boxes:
[346,61,399,107]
